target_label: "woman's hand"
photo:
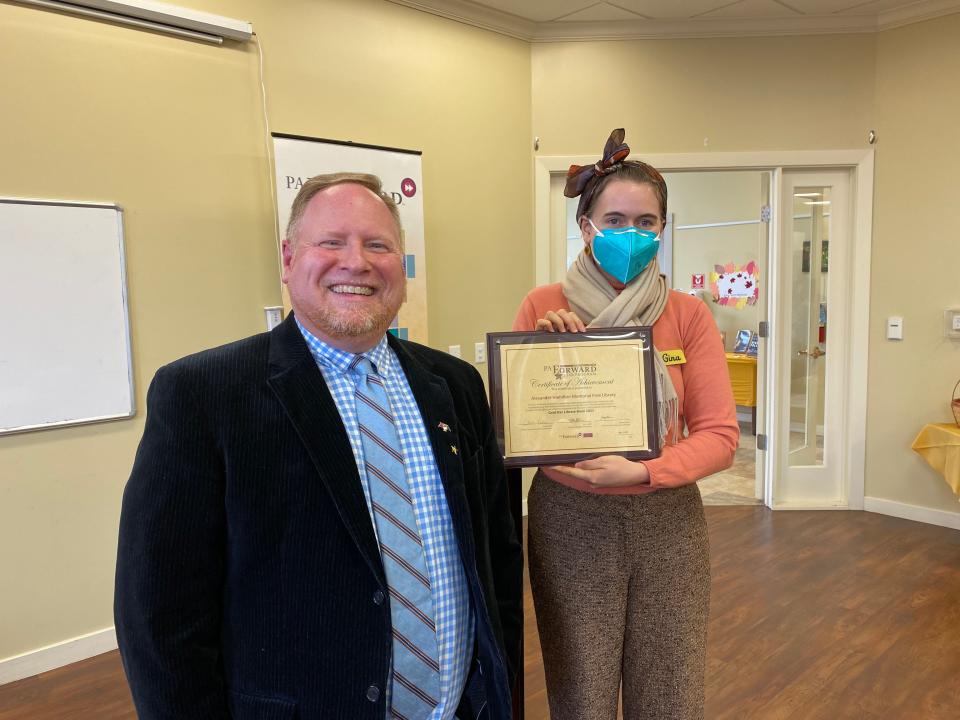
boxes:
[549,455,650,488]
[535,309,586,333]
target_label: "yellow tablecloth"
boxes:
[911,423,960,497]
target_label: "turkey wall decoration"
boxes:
[710,261,759,309]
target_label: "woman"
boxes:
[514,129,739,720]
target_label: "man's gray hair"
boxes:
[285,172,403,249]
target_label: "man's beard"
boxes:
[306,304,394,339]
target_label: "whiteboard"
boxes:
[0,199,134,435]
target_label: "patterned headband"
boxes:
[564,128,630,218]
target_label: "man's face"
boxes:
[282,183,405,353]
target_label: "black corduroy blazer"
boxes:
[114,314,522,720]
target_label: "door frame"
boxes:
[533,149,874,509]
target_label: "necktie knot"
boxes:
[352,355,376,379]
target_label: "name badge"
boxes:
[660,349,687,366]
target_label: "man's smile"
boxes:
[329,284,375,296]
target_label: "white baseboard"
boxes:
[0,627,117,686]
[864,496,960,531]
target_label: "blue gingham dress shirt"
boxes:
[297,320,474,720]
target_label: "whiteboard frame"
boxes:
[0,197,136,435]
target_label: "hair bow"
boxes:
[563,128,631,200]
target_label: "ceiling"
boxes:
[386,0,960,40]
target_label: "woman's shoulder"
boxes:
[523,282,566,303]
[513,283,569,331]
[666,289,708,313]
[520,283,569,313]
[660,289,715,331]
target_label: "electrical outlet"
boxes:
[264,306,283,331]
[474,342,486,364]
[448,344,461,358]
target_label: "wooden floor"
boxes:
[2,507,960,719]
[0,650,133,720]
[525,506,960,720]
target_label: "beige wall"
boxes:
[868,15,960,510]
[0,0,531,661]
[531,35,876,155]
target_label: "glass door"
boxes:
[789,186,829,467]
[774,170,851,506]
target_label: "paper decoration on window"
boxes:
[710,261,760,309]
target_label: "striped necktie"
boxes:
[352,356,440,719]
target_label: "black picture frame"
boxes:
[486,327,661,468]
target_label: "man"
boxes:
[115,173,522,719]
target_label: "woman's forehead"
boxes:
[595,180,660,212]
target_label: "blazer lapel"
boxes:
[390,336,478,564]
[266,316,384,586]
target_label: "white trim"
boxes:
[763,169,781,510]
[845,153,874,511]
[0,627,117,686]
[386,0,960,41]
[770,501,849,510]
[865,497,960,531]
[878,0,960,31]
[522,498,528,517]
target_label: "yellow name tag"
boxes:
[660,349,687,366]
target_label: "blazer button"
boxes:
[366,684,380,702]
[373,589,385,605]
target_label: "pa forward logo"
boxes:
[400,178,417,198]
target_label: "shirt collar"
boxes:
[295,317,395,377]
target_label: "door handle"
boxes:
[797,347,826,359]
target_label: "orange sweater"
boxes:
[513,284,739,494]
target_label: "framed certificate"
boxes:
[486,327,661,468]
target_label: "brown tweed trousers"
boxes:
[528,473,710,720]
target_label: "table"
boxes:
[725,352,757,435]
[911,423,960,497]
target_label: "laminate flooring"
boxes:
[2,507,959,719]
[524,506,960,720]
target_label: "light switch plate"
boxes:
[448,344,461,358]
[945,309,960,339]
[886,316,903,341]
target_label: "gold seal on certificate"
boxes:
[486,327,661,468]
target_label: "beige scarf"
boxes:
[562,251,679,446]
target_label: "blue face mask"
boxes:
[587,218,660,284]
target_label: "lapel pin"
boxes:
[451,445,458,455]
[438,422,450,433]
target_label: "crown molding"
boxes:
[527,15,877,41]
[385,0,534,41]
[386,0,960,41]
[877,0,960,31]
